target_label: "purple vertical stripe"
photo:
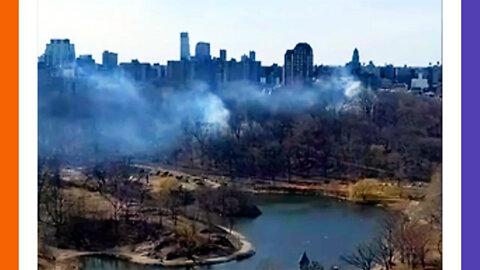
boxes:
[462,0,480,268]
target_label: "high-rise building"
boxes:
[195,42,211,61]
[102,50,118,69]
[225,52,261,83]
[119,59,152,81]
[284,49,294,84]
[167,60,194,84]
[261,64,283,85]
[75,54,96,77]
[283,43,314,86]
[152,63,167,80]
[217,50,228,84]
[43,39,76,67]
[219,49,227,61]
[180,32,191,61]
[249,51,256,61]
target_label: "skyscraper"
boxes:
[283,43,314,86]
[43,39,76,67]
[195,42,211,61]
[284,49,294,85]
[219,49,227,61]
[102,50,118,69]
[180,32,190,61]
[249,51,256,61]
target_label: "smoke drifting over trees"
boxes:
[39,68,441,181]
[39,69,361,155]
[39,70,229,157]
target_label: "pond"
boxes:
[80,194,387,270]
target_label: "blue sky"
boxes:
[38,0,441,66]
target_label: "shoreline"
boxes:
[248,184,407,209]
[51,166,416,269]
[53,226,255,268]
[146,163,418,209]
[48,186,410,270]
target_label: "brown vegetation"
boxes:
[38,160,256,267]
[341,169,442,270]
[171,91,441,183]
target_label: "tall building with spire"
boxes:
[180,32,190,60]
[347,48,361,74]
[352,48,360,66]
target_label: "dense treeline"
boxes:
[39,75,441,182]
[172,90,441,182]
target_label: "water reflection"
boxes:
[81,195,386,270]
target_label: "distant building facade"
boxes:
[43,39,76,67]
[119,59,155,81]
[167,60,194,84]
[38,33,442,97]
[195,42,211,61]
[75,54,96,76]
[226,53,261,83]
[423,62,442,93]
[249,51,256,61]
[180,32,191,61]
[410,73,429,94]
[102,50,118,70]
[261,64,283,85]
[284,43,314,86]
[217,49,228,83]
[151,63,167,80]
[219,49,227,61]
[380,65,395,80]
[395,66,415,87]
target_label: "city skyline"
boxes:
[39,0,441,66]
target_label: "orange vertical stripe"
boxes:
[0,0,19,269]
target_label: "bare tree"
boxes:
[404,223,431,269]
[377,214,401,268]
[38,157,61,219]
[340,243,376,270]
[224,197,240,232]
[393,217,432,270]
[89,162,132,221]
[195,188,215,241]
[183,120,211,169]
[165,188,182,227]
[372,237,392,270]
[42,172,70,237]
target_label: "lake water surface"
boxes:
[80,194,386,270]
